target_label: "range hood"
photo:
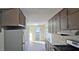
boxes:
[57,30,79,36]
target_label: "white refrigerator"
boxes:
[4,29,29,51]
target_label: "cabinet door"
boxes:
[52,14,60,33]
[48,19,51,33]
[0,11,2,29]
[45,40,50,51]
[50,19,52,33]
[55,14,60,32]
[53,16,57,33]
[19,9,26,27]
[68,10,79,30]
[60,9,68,30]
[52,17,55,33]
[2,9,19,26]
[50,45,54,51]
[68,8,79,15]
[48,19,52,33]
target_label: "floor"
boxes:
[27,41,45,51]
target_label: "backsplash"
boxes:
[59,30,79,42]
[52,33,67,45]
[61,35,79,42]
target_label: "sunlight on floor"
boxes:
[28,32,45,51]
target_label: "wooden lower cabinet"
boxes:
[45,40,54,51]
[49,45,54,51]
[45,40,49,51]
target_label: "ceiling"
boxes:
[21,8,62,25]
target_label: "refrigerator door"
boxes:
[23,30,29,51]
[0,29,4,51]
[4,30,24,51]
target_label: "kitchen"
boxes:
[47,8,79,51]
[0,8,79,51]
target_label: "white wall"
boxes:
[0,29,4,51]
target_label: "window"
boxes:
[35,25,40,41]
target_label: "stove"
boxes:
[53,45,79,51]
[66,39,79,48]
[53,39,79,51]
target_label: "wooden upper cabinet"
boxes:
[51,17,55,33]
[60,9,68,30]
[2,8,26,28]
[53,16,57,33]
[50,19,52,33]
[19,9,26,27]
[48,20,50,33]
[68,8,79,30]
[48,8,79,33]
[48,19,51,33]
[55,13,60,32]
[51,13,60,33]
[0,11,2,29]
[68,8,79,15]
[49,19,53,33]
